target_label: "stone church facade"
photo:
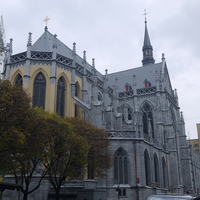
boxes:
[2,19,200,200]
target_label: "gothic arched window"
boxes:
[114,147,128,184]
[142,102,154,137]
[144,79,151,88]
[15,74,23,88]
[162,157,167,188]
[33,72,46,109]
[154,154,159,185]
[144,150,151,186]
[128,107,132,120]
[75,82,78,97]
[56,77,65,117]
[75,82,80,117]
[87,151,94,179]
[124,83,132,91]
[98,92,102,101]
[120,106,132,122]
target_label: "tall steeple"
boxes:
[142,10,155,66]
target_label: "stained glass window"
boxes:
[154,154,159,185]
[128,107,132,120]
[56,77,65,116]
[162,157,167,188]
[33,72,46,109]
[74,82,79,117]
[144,150,151,186]
[114,147,128,184]
[15,74,23,88]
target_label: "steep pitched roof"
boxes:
[31,26,100,77]
[143,21,152,48]
[142,20,155,65]
[107,62,162,92]
[31,26,73,59]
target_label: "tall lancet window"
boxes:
[15,74,23,88]
[114,147,128,184]
[154,153,159,186]
[74,82,81,117]
[33,72,46,109]
[162,157,167,188]
[144,149,151,186]
[74,82,78,117]
[56,77,65,117]
[128,107,132,120]
[142,102,154,138]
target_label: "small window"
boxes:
[98,92,102,101]
[144,79,151,88]
[117,189,126,197]
[123,189,126,196]
[124,83,132,91]
[193,144,199,148]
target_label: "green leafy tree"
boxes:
[65,117,111,179]
[0,80,54,200]
[0,80,111,200]
[0,80,31,154]
[41,113,89,200]
[0,107,51,200]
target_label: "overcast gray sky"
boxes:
[1,0,200,139]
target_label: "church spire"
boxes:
[142,10,155,66]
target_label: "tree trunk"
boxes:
[55,187,61,200]
[23,192,28,200]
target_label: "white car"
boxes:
[146,194,200,200]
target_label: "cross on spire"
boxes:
[143,9,148,23]
[43,16,50,26]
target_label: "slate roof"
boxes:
[143,21,152,49]
[31,27,72,58]
[31,27,101,79]
[107,62,162,92]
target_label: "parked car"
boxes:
[146,194,200,200]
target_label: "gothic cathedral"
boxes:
[2,19,200,200]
